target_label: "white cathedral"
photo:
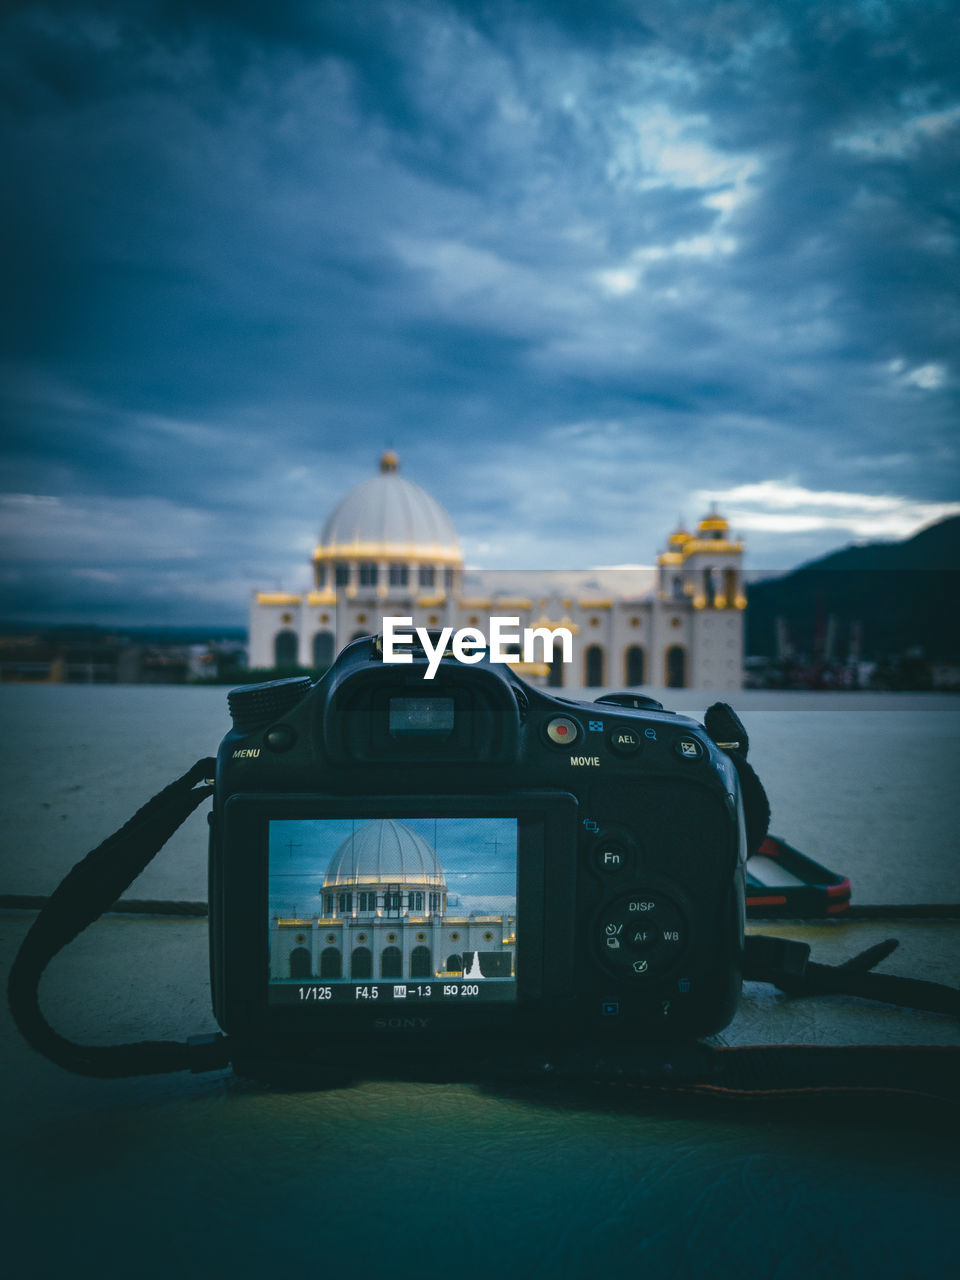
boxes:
[249,451,746,689]
[271,818,515,985]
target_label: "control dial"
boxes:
[228,677,313,733]
[594,693,665,712]
[596,889,687,979]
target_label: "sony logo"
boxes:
[374,1016,430,1030]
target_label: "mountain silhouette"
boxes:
[746,516,960,660]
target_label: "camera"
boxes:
[210,634,747,1070]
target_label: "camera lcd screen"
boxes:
[387,697,455,738]
[267,816,518,1006]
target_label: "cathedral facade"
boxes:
[270,818,516,985]
[249,452,746,689]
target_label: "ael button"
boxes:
[545,716,580,746]
[609,726,643,756]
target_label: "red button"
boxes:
[546,716,579,745]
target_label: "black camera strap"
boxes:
[7,758,959,1100]
[7,759,230,1077]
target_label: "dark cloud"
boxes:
[1,0,958,623]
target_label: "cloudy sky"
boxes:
[2,0,958,625]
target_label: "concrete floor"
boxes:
[2,910,958,1279]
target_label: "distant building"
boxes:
[270,819,515,983]
[249,452,746,688]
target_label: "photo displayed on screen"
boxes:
[268,816,518,1006]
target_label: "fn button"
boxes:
[594,839,628,873]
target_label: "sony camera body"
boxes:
[210,636,746,1069]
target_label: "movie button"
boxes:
[601,1000,620,1017]
[608,727,643,756]
[264,724,297,752]
[545,716,580,746]
[593,839,628,873]
[674,737,704,761]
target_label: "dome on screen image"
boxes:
[315,451,461,564]
[323,819,447,889]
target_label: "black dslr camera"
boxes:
[210,635,746,1069]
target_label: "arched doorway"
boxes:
[410,946,431,977]
[312,630,334,668]
[289,947,311,979]
[584,645,605,687]
[351,947,373,979]
[274,630,298,666]
[319,947,341,978]
[380,946,403,979]
[666,646,687,688]
[548,657,564,688]
[446,953,463,974]
[624,645,645,686]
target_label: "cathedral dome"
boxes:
[315,452,461,564]
[323,820,447,888]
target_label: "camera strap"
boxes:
[7,758,230,1077]
[7,758,959,1101]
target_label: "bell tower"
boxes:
[655,507,745,689]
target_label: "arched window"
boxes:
[358,891,376,912]
[381,946,403,979]
[351,947,373,979]
[666,646,687,688]
[446,953,463,974]
[319,947,341,978]
[358,563,378,587]
[419,565,435,589]
[383,889,402,913]
[312,631,334,668]
[724,567,738,604]
[289,947,311,979]
[408,891,423,912]
[704,566,717,607]
[389,564,409,587]
[584,645,605,687]
[274,630,298,666]
[624,646,645,686]
[410,946,431,978]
